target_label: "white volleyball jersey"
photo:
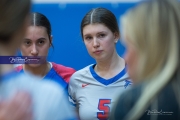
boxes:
[68,64,132,120]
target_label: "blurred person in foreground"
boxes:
[110,0,180,120]
[0,0,77,120]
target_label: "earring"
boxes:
[115,40,118,43]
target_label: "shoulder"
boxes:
[52,62,76,73]
[70,64,92,80]
[68,65,92,88]
[52,62,76,83]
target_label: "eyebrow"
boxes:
[83,34,91,37]
[83,31,107,36]
[37,38,46,41]
[24,37,47,41]
[97,31,107,34]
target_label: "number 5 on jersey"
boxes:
[97,99,111,120]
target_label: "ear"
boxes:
[49,35,53,47]
[114,32,120,43]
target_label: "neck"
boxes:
[23,62,50,77]
[96,56,124,71]
[95,51,125,79]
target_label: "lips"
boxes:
[93,50,103,54]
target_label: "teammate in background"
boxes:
[0,1,77,120]
[111,0,180,120]
[68,7,132,120]
[16,12,76,90]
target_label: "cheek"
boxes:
[40,45,50,55]
[124,48,138,79]
[20,45,29,55]
[84,42,91,52]
[103,39,115,52]
[124,50,133,65]
[124,46,138,65]
[84,42,97,59]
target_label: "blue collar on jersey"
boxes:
[89,64,127,86]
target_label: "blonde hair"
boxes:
[121,0,180,119]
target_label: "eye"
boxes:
[84,36,92,41]
[24,40,31,46]
[38,40,45,45]
[98,34,106,38]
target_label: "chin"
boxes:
[93,56,105,61]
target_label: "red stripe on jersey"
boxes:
[14,65,23,72]
[52,62,76,83]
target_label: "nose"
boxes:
[31,44,38,56]
[93,38,100,48]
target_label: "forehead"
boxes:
[83,23,111,35]
[25,26,48,39]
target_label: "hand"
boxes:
[0,91,33,120]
